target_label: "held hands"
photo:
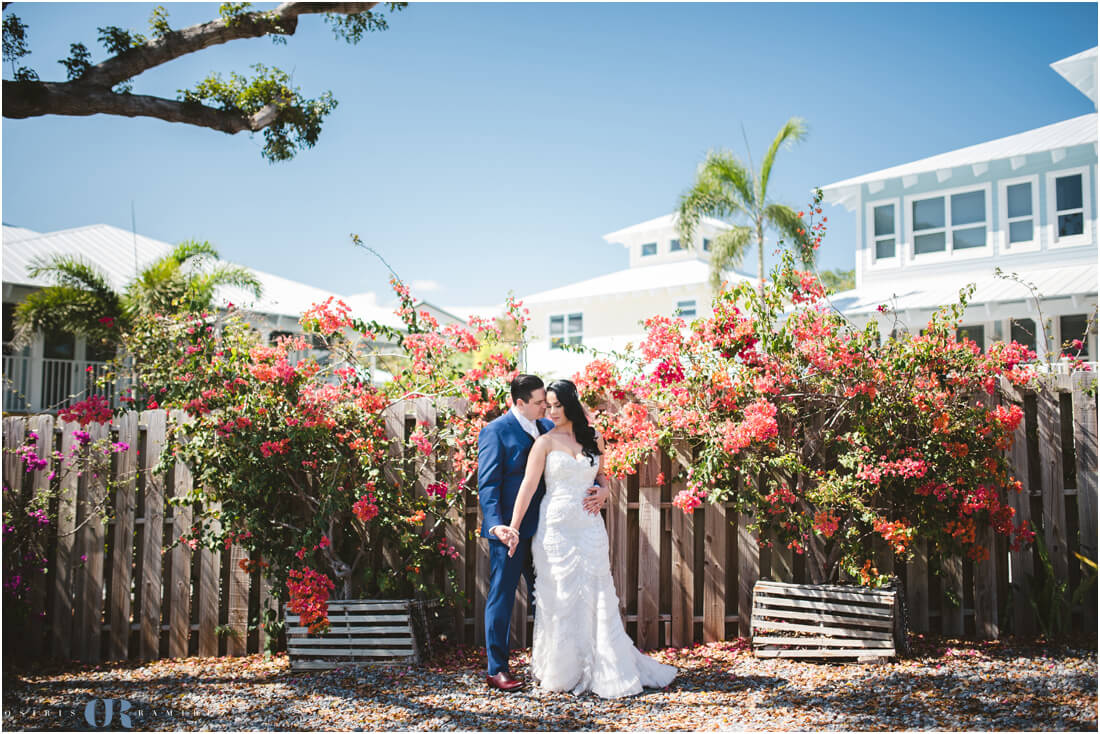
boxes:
[583,484,610,515]
[494,525,521,557]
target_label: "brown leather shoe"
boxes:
[485,670,523,692]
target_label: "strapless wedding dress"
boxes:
[530,450,677,698]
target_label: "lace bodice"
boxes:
[544,451,599,497]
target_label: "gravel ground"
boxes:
[3,637,1096,731]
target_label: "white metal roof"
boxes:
[1052,47,1098,107]
[602,213,731,245]
[2,225,42,243]
[521,258,754,305]
[0,223,403,325]
[822,114,1097,201]
[829,264,1098,316]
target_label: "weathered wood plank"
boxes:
[637,458,661,650]
[2,417,26,496]
[258,562,277,654]
[755,583,895,604]
[1037,383,1069,584]
[906,539,929,634]
[753,636,895,648]
[669,480,694,648]
[139,410,167,661]
[1072,371,1097,633]
[754,597,894,618]
[752,608,894,629]
[1005,392,1035,637]
[737,511,760,638]
[106,411,137,661]
[941,555,964,636]
[755,648,895,659]
[703,501,727,642]
[197,500,221,657]
[24,413,56,660]
[751,619,894,639]
[226,542,250,656]
[474,536,489,646]
[168,411,194,659]
[973,525,998,640]
[76,421,110,662]
[611,474,629,625]
[51,422,80,661]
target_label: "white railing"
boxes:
[2,356,128,413]
[1031,359,1099,374]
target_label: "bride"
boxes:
[502,379,677,698]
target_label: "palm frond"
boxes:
[26,255,116,301]
[187,264,264,308]
[677,150,754,248]
[765,203,815,267]
[758,117,807,203]
[706,225,753,290]
[168,239,220,267]
[11,286,123,349]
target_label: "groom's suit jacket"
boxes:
[477,411,554,539]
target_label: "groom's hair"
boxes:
[510,374,544,404]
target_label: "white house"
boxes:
[1,223,462,412]
[520,213,754,377]
[820,47,1098,364]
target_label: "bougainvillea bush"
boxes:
[574,201,1038,585]
[119,277,527,633]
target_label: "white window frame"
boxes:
[640,242,658,257]
[903,182,994,264]
[549,312,583,349]
[865,197,902,270]
[669,238,684,252]
[998,174,1041,253]
[1046,166,1093,249]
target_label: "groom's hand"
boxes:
[583,484,610,515]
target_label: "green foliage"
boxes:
[3,11,38,81]
[1016,534,1098,639]
[323,3,408,43]
[819,268,855,293]
[148,6,172,38]
[219,3,254,26]
[180,63,338,162]
[97,25,145,56]
[58,42,92,81]
[678,117,814,288]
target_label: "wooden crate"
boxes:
[287,600,420,671]
[751,580,902,661]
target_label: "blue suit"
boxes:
[477,411,553,675]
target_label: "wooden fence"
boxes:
[2,374,1096,665]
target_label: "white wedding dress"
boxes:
[530,450,678,698]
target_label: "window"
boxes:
[641,242,657,257]
[872,203,896,260]
[1047,167,1092,248]
[675,299,697,317]
[912,197,946,254]
[670,239,684,252]
[550,312,583,348]
[999,176,1039,250]
[956,325,984,352]
[1060,314,1092,358]
[909,186,990,258]
[702,238,711,252]
[1010,318,1037,353]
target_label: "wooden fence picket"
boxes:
[50,422,79,661]
[25,413,56,659]
[168,410,194,659]
[1037,384,1070,585]
[1003,381,1036,636]
[636,452,661,650]
[76,421,110,663]
[1071,372,1098,632]
[107,411,138,661]
[139,409,167,661]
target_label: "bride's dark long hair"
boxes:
[547,379,601,463]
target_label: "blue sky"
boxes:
[2,2,1096,309]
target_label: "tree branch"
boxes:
[79,2,379,88]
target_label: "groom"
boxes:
[477,374,607,691]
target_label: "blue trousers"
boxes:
[485,535,535,675]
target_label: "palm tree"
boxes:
[12,239,263,355]
[677,117,814,293]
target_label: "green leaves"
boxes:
[59,42,92,81]
[3,11,38,81]
[97,25,145,56]
[148,6,172,38]
[179,64,339,162]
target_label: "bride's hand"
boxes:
[583,484,610,514]
[505,527,520,557]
